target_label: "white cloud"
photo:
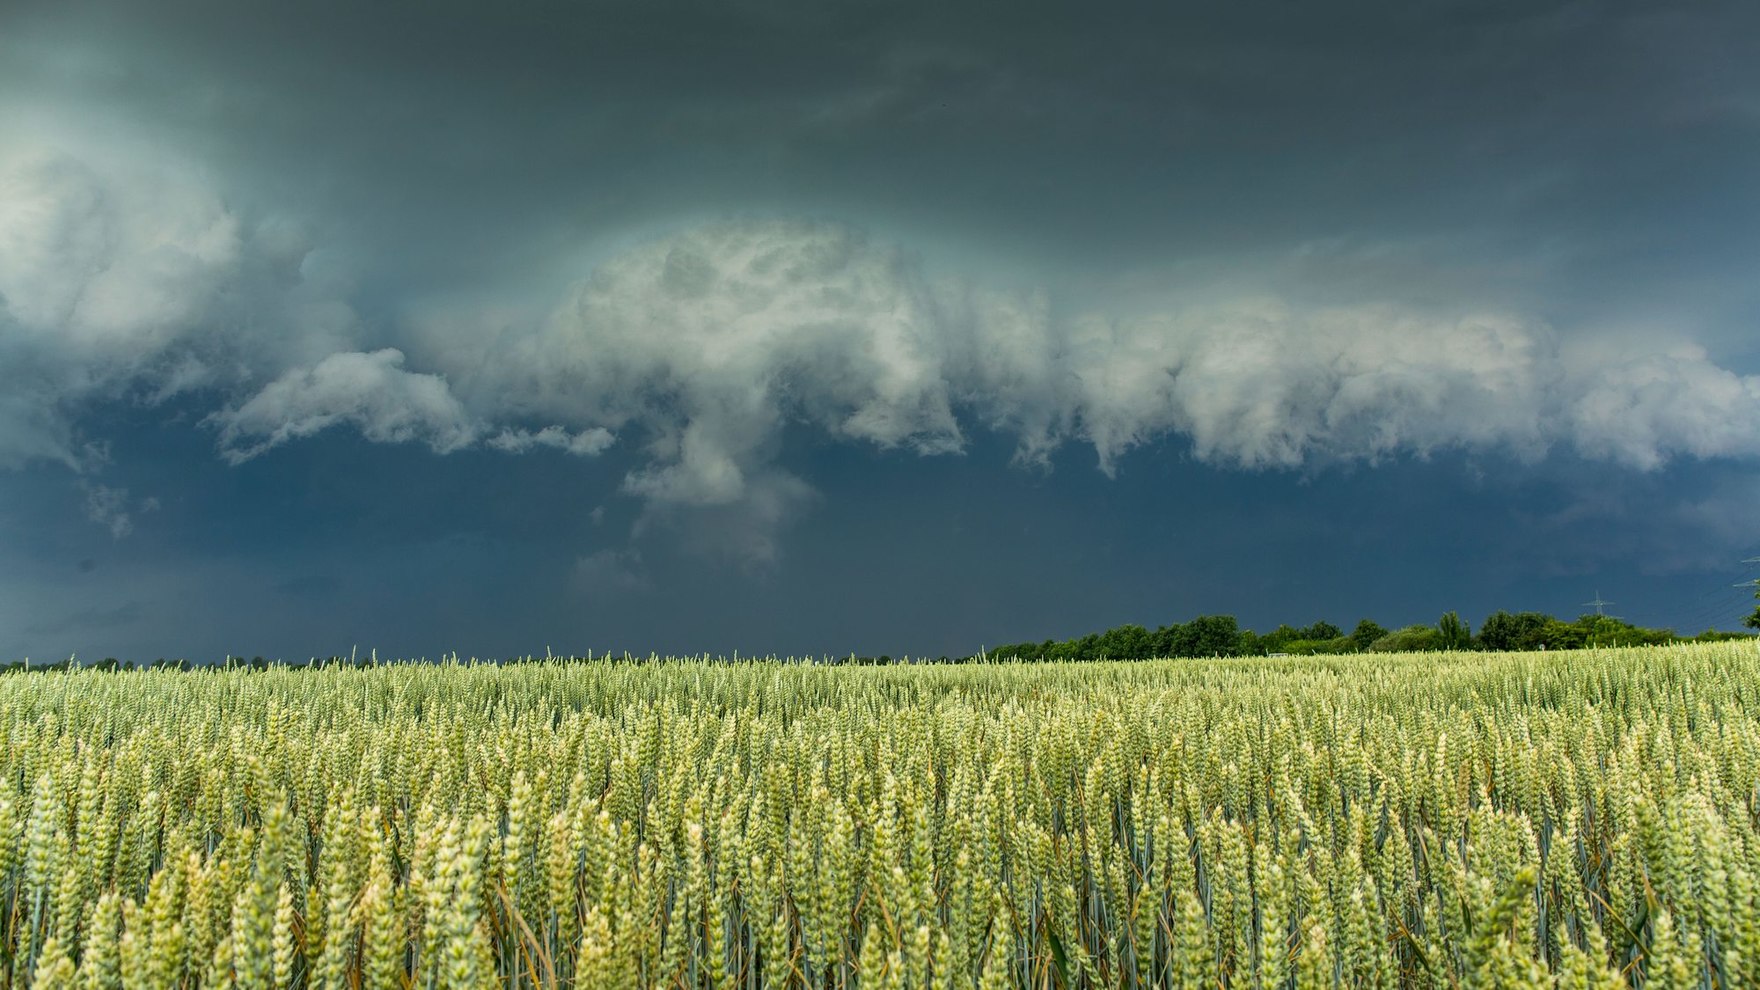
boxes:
[0,144,241,353]
[0,142,233,468]
[487,425,616,456]
[0,124,351,473]
[469,221,965,504]
[1566,346,1760,469]
[214,349,478,462]
[1059,304,1558,472]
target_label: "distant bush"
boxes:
[1370,625,1443,652]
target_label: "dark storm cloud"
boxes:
[8,0,1756,329]
[2,0,1759,661]
[9,0,1756,303]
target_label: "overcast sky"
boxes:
[3,0,1759,661]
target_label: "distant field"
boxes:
[2,644,1757,988]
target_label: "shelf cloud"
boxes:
[6,139,1755,558]
[237,222,1760,497]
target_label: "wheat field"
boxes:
[2,643,1757,988]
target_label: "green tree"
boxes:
[1347,619,1387,652]
[1096,624,1151,660]
[1073,633,1102,661]
[1573,614,1673,648]
[1151,624,1181,658]
[1745,579,1760,630]
[1187,614,1243,656]
[1476,611,1552,652]
[1537,618,1586,650]
[1437,611,1471,650]
[1260,624,1302,653]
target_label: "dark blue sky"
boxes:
[2,0,1758,661]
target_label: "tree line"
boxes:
[981,608,1754,662]
[5,584,1756,672]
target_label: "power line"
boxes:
[1690,588,1747,608]
[1675,560,1760,632]
[1737,559,1760,633]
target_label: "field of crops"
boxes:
[2,643,1758,989]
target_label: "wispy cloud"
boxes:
[80,482,157,539]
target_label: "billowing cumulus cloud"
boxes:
[0,146,240,353]
[477,222,964,506]
[1037,304,1558,473]
[1567,347,1760,470]
[0,127,352,471]
[0,141,235,467]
